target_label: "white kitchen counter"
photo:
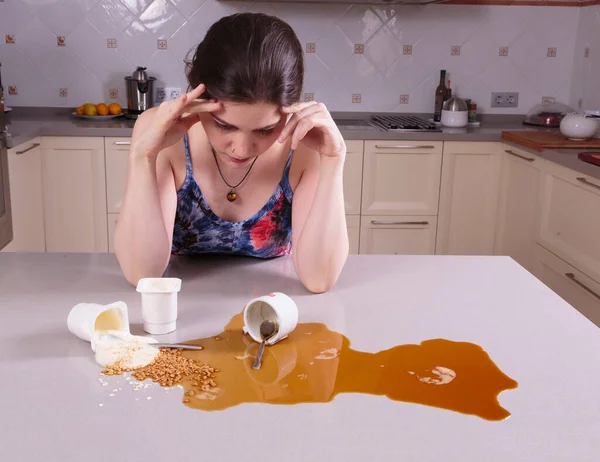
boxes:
[0,253,599,461]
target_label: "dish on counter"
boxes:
[4,107,12,113]
[71,112,124,120]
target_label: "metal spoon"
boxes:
[100,333,203,350]
[252,319,279,370]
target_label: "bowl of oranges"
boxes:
[73,102,123,120]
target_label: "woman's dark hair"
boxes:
[186,13,304,106]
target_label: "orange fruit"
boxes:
[75,105,85,115]
[108,103,122,115]
[97,103,109,116]
[83,104,97,116]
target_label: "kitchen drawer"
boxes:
[362,140,442,216]
[359,215,437,255]
[105,137,131,214]
[534,244,600,328]
[343,140,364,215]
[537,161,600,284]
[346,215,360,255]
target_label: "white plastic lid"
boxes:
[136,277,182,294]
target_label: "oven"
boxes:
[0,62,13,250]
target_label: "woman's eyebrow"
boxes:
[212,115,283,130]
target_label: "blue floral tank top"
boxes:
[171,135,294,258]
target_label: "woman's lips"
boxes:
[226,154,252,164]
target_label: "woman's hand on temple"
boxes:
[130,83,222,159]
[278,101,346,159]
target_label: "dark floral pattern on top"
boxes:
[171,136,293,258]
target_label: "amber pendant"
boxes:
[226,190,237,202]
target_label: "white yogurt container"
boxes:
[243,292,298,345]
[136,277,182,335]
[67,301,130,351]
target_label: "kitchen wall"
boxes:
[0,0,582,114]
[570,4,600,111]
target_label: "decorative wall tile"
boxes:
[451,46,461,56]
[107,38,117,48]
[304,92,314,102]
[109,88,119,99]
[157,39,168,50]
[57,36,66,47]
[5,34,15,44]
[59,88,68,97]
[352,94,362,104]
[399,94,409,104]
[547,47,557,57]
[8,86,17,96]
[314,26,354,72]
[354,44,364,54]
[403,45,412,56]
[499,47,509,57]
[306,42,316,53]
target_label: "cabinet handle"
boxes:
[505,149,534,162]
[113,141,131,146]
[374,145,435,150]
[576,177,600,191]
[15,143,41,155]
[565,273,600,301]
[371,220,429,225]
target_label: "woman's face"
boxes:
[201,100,287,166]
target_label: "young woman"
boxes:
[114,12,348,293]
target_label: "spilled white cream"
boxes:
[94,330,159,369]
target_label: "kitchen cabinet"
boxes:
[494,146,543,273]
[346,215,360,255]
[105,137,131,214]
[1,139,45,252]
[359,215,437,255]
[436,142,503,255]
[534,244,600,328]
[107,213,119,253]
[343,140,364,215]
[537,161,600,284]
[41,137,108,252]
[361,141,442,216]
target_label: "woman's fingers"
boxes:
[281,101,319,114]
[278,102,324,143]
[184,99,223,114]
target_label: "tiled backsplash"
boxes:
[571,4,600,111]
[0,1,588,113]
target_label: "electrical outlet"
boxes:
[491,92,519,108]
[155,87,166,103]
[166,87,182,100]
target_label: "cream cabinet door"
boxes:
[436,142,503,255]
[534,244,600,328]
[346,215,360,255]
[494,146,543,273]
[41,137,108,252]
[108,213,119,253]
[105,137,131,214]
[1,139,45,252]
[362,141,442,216]
[359,216,437,255]
[537,161,600,284]
[343,140,364,215]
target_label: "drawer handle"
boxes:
[565,273,600,301]
[371,220,429,225]
[576,177,600,191]
[505,149,534,162]
[374,145,435,150]
[15,143,41,155]
[113,141,131,146]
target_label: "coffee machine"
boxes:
[125,66,156,119]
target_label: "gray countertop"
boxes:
[1,253,600,461]
[4,108,600,181]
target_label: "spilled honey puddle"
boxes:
[173,313,518,421]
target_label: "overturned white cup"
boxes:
[243,292,298,345]
[67,301,130,351]
[136,277,182,335]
